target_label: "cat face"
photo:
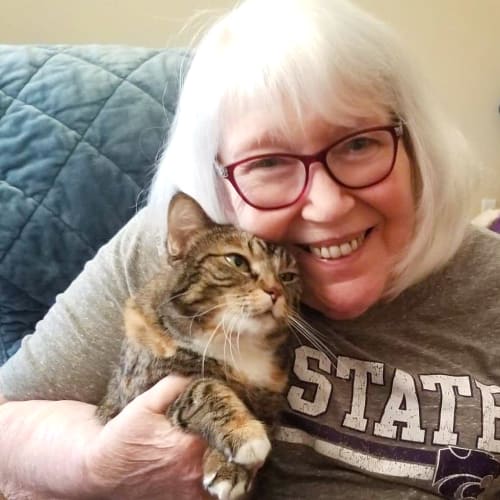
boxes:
[162,193,301,347]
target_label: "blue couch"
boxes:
[0,45,190,364]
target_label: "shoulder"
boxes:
[385,225,500,315]
[88,206,165,296]
[454,224,500,270]
[423,224,500,306]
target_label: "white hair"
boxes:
[148,0,478,298]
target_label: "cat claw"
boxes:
[207,479,247,500]
[203,471,217,488]
[233,436,271,468]
[203,450,252,500]
[208,479,232,500]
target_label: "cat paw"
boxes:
[203,460,251,500]
[232,435,271,468]
[221,419,271,468]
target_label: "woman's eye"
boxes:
[279,272,298,283]
[225,253,250,271]
[249,157,281,169]
[346,137,372,151]
[331,134,382,161]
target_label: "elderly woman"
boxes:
[1,0,499,498]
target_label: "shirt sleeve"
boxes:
[0,207,163,404]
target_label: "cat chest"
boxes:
[170,346,287,394]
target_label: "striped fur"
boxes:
[97,193,301,499]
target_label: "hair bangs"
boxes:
[214,1,397,140]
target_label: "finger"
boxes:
[132,374,192,415]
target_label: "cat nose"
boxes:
[264,286,282,303]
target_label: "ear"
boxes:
[166,192,215,259]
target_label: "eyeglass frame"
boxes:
[215,122,404,210]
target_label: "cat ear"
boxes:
[167,192,214,259]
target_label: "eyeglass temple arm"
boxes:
[215,163,229,178]
[394,121,404,137]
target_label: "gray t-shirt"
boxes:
[2,209,500,499]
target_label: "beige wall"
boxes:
[2,0,499,211]
[357,0,500,212]
[1,0,233,48]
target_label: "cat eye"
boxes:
[225,253,251,272]
[279,272,298,283]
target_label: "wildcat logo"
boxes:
[433,446,500,499]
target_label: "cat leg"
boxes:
[203,447,253,500]
[168,378,271,469]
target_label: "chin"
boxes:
[305,298,372,320]
[303,278,387,320]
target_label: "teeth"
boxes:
[329,245,341,258]
[340,243,351,256]
[309,234,365,260]
[311,247,322,257]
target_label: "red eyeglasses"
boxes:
[216,123,404,210]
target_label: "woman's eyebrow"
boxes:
[232,119,385,157]
[235,132,291,156]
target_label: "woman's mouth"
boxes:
[302,229,372,261]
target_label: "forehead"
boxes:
[218,103,390,161]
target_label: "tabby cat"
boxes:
[96,192,302,499]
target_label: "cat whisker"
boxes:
[227,312,243,374]
[221,313,236,380]
[201,319,223,377]
[291,313,334,343]
[194,296,249,376]
[176,293,248,322]
[182,302,232,339]
[235,315,244,360]
[188,312,196,339]
[288,313,338,367]
[219,298,250,376]
[176,301,228,321]
[233,304,249,361]
[160,290,193,310]
[222,314,230,374]
[288,324,306,350]
[168,290,190,301]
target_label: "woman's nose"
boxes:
[300,162,355,222]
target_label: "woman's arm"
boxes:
[0,394,102,498]
[0,377,210,499]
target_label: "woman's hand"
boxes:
[86,375,210,499]
[0,376,210,499]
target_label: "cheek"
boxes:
[374,152,416,247]
[392,154,415,221]
[226,187,294,241]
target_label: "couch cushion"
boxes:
[0,45,189,364]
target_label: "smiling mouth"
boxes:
[302,229,372,260]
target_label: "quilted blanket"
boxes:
[0,45,190,364]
